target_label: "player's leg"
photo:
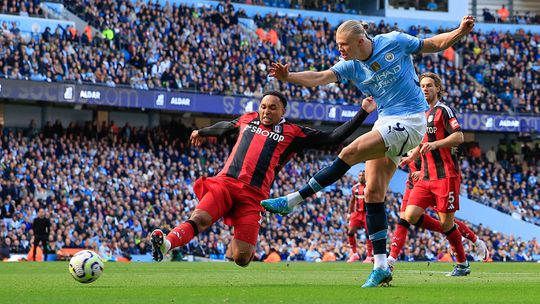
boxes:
[403,210,484,252]
[389,217,410,263]
[439,212,470,276]
[432,177,470,275]
[361,219,374,263]
[455,219,489,261]
[389,184,413,264]
[230,223,259,267]
[361,157,395,288]
[261,130,386,214]
[390,180,433,267]
[346,224,361,262]
[359,114,422,287]
[152,180,231,261]
[389,199,410,263]
[168,208,214,246]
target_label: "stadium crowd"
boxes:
[0,0,45,18]
[0,0,538,114]
[233,0,355,14]
[462,142,540,226]
[0,121,538,263]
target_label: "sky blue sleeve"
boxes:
[329,60,355,82]
[395,32,424,55]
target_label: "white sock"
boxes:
[286,192,304,208]
[373,254,388,270]
[475,239,483,247]
[457,260,469,266]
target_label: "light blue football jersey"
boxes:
[330,31,429,117]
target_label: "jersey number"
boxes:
[448,192,455,204]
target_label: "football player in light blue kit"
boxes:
[262,16,475,287]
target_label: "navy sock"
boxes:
[298,157,350,199]
[366,202,388,255]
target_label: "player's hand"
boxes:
[361,96,377,113]
[269,62,289,82]
[190,130,206,146]
[411,171,421,182]
[399,156,412,168]
[420,142,438,154]
[458,15,475,35]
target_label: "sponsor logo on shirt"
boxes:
[243,125,285,142]
[373,65,401,92]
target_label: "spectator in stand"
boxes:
[497,5,510,23]
[0,1,538,113]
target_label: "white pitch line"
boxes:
[395,270,540,276]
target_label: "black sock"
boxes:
[298,157,350,199]
[398,218,411,228]
[366,202,388,255]
[187,219,199,235]
[413,214,424,228]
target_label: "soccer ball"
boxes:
[68,250,105,283]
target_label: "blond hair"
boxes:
[336,20,369,37]
[419,72,444,98]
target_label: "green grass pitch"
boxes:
[1,262,539,303]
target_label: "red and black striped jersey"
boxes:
[217,112,322,194]
[351,183,366,213]
[421,101,462,180]
[406,157,422,189]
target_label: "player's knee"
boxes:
[440,220,455,232]
[364,186,384,203]
[338,146,357,164]
[404,212,420,225]
[233,254,253,267]
[347,230,356,237]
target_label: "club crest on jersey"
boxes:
[273,125,282,133]
[370,62,381,72]
[428,115,434,123]
[384,52,395,62]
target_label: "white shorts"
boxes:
[373,112,426,166]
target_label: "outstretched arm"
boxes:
[191,121,238,146]
[270,62,337,87]
[421,16,475,53]
[308,97,377,147]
